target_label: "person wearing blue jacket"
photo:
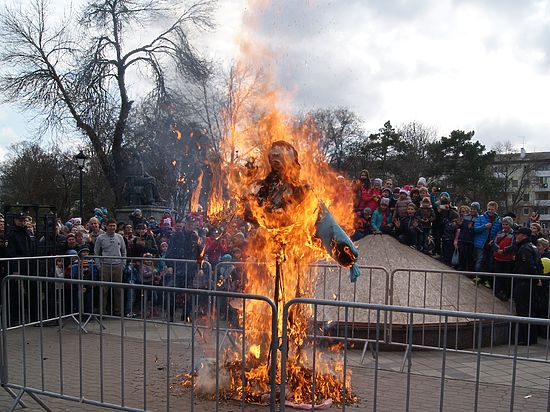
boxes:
[473,201,501,286]
[371,197,393,235]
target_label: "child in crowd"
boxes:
[390,187,400,213]
[372,198,393,235]
[354,170,371,212]
[364,178,383,211]
[440,199,459,265]
[79,245,99,311]
[396,203,418,247]
[415,197,435,252]
[394,189,411,220]
[351,208,373,241]
[410,188,421,208]
[159,209,176,233]
[454,206,476,272]
[530,223,543,245]
[140,252,161,317]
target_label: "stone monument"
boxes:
[115,152,172,223]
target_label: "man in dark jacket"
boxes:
[163,218,201,321]
[513,227,542,345]
[5,211,38,324]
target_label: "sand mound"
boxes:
[312,234,511,326]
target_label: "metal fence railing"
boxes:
[0,274,277,412]
[281,298,550,412]
[2,256,550,411]
[390,268,550,363]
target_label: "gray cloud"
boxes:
[240,0,550,149]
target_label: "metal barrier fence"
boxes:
[214,261,391,359]
[2,256,550,410]
[0,274,278,412]
[281,298,550,412]
[0,255,212,329]
[390,267,550,363]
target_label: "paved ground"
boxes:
[1,318,549,411]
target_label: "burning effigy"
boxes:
[175,0,361,402]
[175,89,361,406]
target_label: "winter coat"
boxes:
[514,238,542,275]
[363,188,382,212]
[371,208,393,232]
[5,225,35,275]
[473,212,501,249]
[493,229,515,262]
[415,206,435,229]
[457,215,476,244]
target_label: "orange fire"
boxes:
[181,62,357,406]
[189,170,204,213]
[182,3,357,405]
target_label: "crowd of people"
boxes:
[0,207,250,323]
[351,170,550,345]
[1,171,550,344]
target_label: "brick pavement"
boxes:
[0,319,548,411]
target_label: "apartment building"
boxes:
[493,149,550,230]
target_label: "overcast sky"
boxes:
[1,0,550,160]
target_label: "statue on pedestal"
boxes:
[123,152,164,206]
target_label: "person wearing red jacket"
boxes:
[159,209,176,233]
[493,216,516,301]
[363,178,383,212]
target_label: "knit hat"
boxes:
[399,189,409,195]
[373,178,383,187]
[380,197,390,206]
[66,249,78,256]
[440,191,450,201]
[363,207,372,215]
[501,216,513,227]
[417,177,427,187]
[382,188,392,195]
[79,245,90,254]
[470,202,481,211]
[220,253,233,262]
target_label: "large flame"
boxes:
[188,65,357,405]
[184,2,356,406]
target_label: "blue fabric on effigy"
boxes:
[315,203,361,282]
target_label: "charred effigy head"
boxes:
[268,140,300,179]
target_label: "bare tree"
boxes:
[396,121,437,183]
[493,140,536,214]
[177,61,266,159]
[0,0,214,205]
[309,107,364,170]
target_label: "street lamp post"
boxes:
[75,150,88,219]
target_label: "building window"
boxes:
[523,208,530,215]
[523,193,530,202]
[512,179,519,188]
